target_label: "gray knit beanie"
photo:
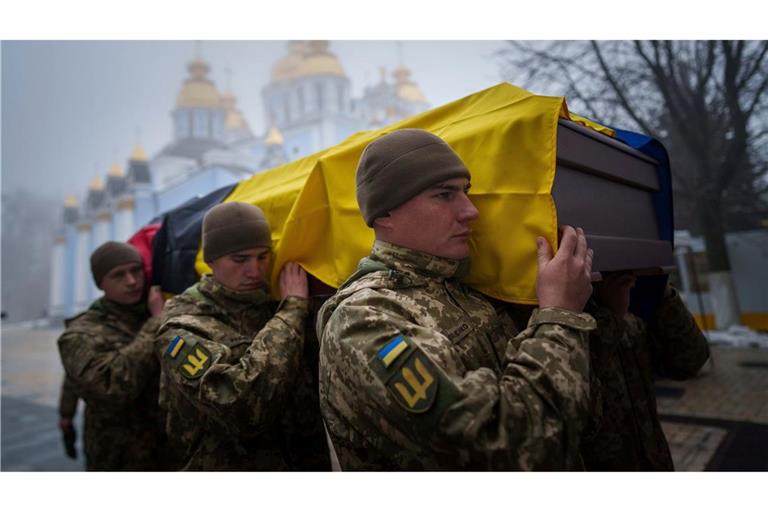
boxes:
[202,202,272,262]
[356,129,471,226]
[90,241,143,288]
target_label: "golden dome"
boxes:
[226,110,249,130]
[64,195,79,208]
[130,143,147,161]
[220,91,250,131]
[271,40,346,82]
[393,65,427,103]
[89,176,105,190]
[109,162,125,177]
[218,91,247,130]
[271,41,308,82]
[176,57,221,108]
[265,126,284,146]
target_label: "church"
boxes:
[49,41,429,319]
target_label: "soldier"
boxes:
[581,272,710,470]
[317,128,597,470]
[57,241,167,470]
[156,202,330,470]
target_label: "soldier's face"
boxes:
[376,177,479,260]
[100,262,145,305]
[210,247,272,291]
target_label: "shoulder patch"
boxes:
[164,335,212,380]
[369,336,439,414]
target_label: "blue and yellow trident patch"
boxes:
[370,335,438,414]
[164,335,212,380]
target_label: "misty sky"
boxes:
[1,40,505,204]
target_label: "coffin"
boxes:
[553,119,673,273]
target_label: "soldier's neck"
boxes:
[371,240,464,279]
[200,274,271,307]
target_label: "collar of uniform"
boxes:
[371,240,461,279]
[198,274,271,311]
[96,297,149,321]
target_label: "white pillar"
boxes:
[74,223,92,311]
[49,237,66,318]
[115,197,135,241]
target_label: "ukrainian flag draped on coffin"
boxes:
[181,82,614,304]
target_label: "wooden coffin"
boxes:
[553,119,674,273]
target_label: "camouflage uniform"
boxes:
[57,299,166,470]
[58,375,80,421]
[156,274,331,471]
[581,285,710,470]
[317,240,596,470]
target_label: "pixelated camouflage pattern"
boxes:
[57,299,167,471]
[581,285,710,470]
[157,274,330,471]
[317,240,596,470]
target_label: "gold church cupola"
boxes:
[271,41,346,82]
[392,64,427,103]
[176,57,222,108]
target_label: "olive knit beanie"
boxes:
[90,241,143,288]
[355,129,471,227]
[202,202,272,262]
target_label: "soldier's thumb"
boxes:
[536,237,552,268]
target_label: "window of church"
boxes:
[297,87,305,115]
[195,110,208,138]
[337,84,345,113]
[316,83,324,111]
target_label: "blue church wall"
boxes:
[156,167,242,215]
[64,224,77,316]
[134,194,156,228]
[283,129,315,160]
[173,111,189,139]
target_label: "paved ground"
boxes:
[657,344,768,471]
[2,325,766,471]
[1,325,83,471]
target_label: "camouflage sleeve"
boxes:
[158,297,308,436]
[57,316,161,406]
[321,290,594,470]
[647,285,710,379]
[58,375,80,419]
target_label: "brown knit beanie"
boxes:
[356,129,471,226]
[90,241,143,288]
[202,202,272,262]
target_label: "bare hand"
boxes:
[595,271,637,319]
[536,226,594,313]
[279,262,308,300]
[147,285,166,317]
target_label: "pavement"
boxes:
[1,325,82,471]
[657,342,768,471]
[1,325,766,471]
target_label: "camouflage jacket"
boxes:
[317,240,596,470]
[157,275,330,471]
[57,298,165,470]
[581,285,710,470]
